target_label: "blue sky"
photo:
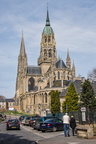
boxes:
[0,0,96,98]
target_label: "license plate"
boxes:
[42,124,45,126]
[12,127,16,128]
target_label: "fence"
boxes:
[47,110,96,124]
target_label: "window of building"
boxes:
[48,36,50,42]
[45,37,47,43]
[45,93,47,103]
[34,94,35,104]
[49,49,52,57]
[28,77,35,92]
[42,94,44,103]
[58,71,60,79]
[44,49,47,56]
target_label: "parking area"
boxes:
[21,124,64,139]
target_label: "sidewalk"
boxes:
[37,134,96,144]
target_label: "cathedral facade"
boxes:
[15,10,76,116]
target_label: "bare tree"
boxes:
[88,68,96,81]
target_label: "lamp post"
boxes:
[38,103,41,116]
[66,104,68,113]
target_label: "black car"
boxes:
[6,119,20,130]
[40,118,63,132]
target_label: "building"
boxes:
[0,95,15,110]
[15,9,78,115]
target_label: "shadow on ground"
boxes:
[0,132,38,144]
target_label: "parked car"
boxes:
[29,116,40,127]
[19,115,28,122]
[32,116,57,131]
[21,116,31,125]
[0,114,5,121]
[40,118,63,132]
[6,119,20,130]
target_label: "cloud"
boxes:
[0,0,96,98]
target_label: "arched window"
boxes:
[28,77,35,92]
[44,49,47,56]
[49,49,52,57]
[53,72,56,82]
[45,36,47,43]
[45,93,47,103]
[48,36,50,42]
[42,94,44,103]
[34,94,35,104]
[58,71,60,79]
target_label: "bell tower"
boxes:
[38,9,57,74]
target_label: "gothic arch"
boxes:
[58,71,60,79]
[48,36,50,42]
[44,49,47,56]
[45,36,47,43]
[28,77,35,92]
[45,93,47,103]
[49,49,52,57]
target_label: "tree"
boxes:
[80,79,95,110]
[88,68,96,81]
[80,79,95,123]
[50,90,60,115]
[62,83,78,112]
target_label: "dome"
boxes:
[43,26,54,35]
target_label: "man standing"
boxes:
[62,113,70,137]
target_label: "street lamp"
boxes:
[38,103,41,116]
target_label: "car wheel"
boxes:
[42,130,45,132]
[52,126,57,132]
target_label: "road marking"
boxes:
[67,142,81,144]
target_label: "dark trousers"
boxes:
[72,128,75,136]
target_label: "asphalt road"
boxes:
[0,117,96,144]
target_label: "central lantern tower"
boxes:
[38,9,57,75]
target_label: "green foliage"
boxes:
[50,90,60,114]
[62,83,78,112]
[80,79,95,110]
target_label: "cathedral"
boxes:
[15,9,77,116]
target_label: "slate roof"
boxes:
[59,88,68,97]
[27,66,42,75]
[0,98,6,102]
[73,80,82,95]
[59,80,82,97]
[6,99,15,102]
[59,80,96,97]
[56,59,66,68]
[45,80,71,88]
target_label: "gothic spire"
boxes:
[46,6,50,26]
[67,49,71,60]
[20,33,26,56]
[66,49,71,69]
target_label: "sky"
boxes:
[0,0,96,98]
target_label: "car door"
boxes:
[55,119,63,130]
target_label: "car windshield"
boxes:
[8,119,19,123]
[44,119,55,123]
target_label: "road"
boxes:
[0,116,96,144]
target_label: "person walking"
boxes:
[70,115,76,136]
[62,113,70,137]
